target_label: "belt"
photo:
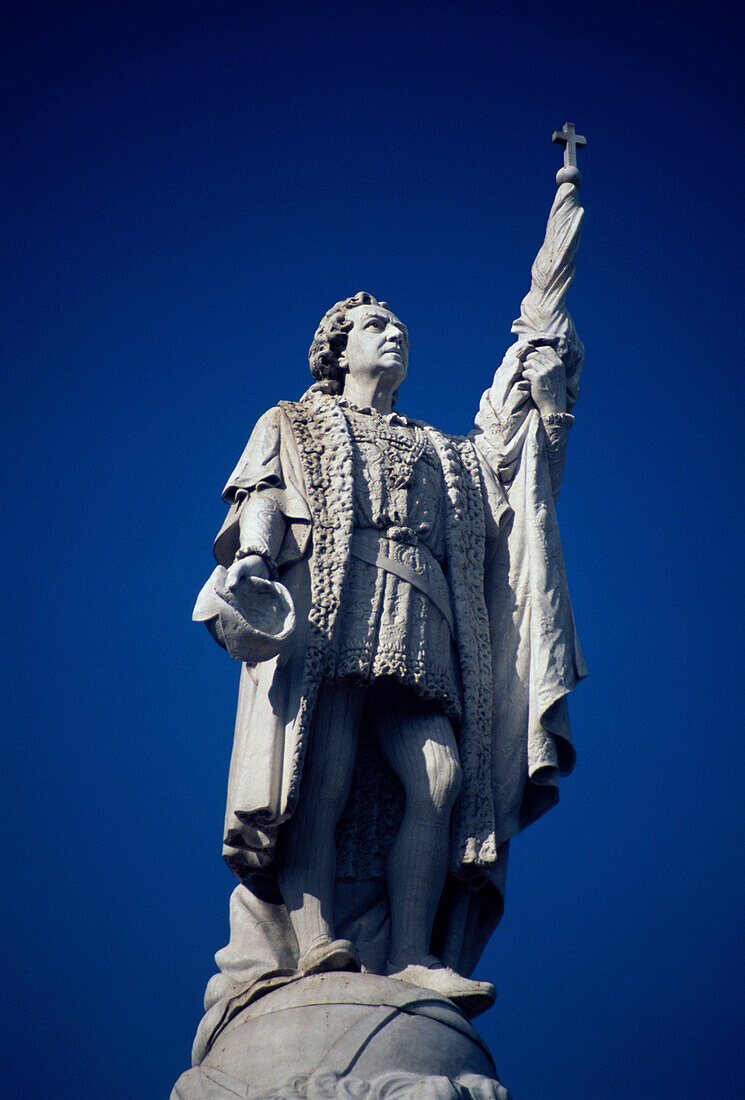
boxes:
[350,529,455,636]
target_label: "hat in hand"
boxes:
[193,565,295,664]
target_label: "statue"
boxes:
[174,128,587,1100]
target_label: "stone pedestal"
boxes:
[172,971,511,1100]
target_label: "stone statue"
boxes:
[175,131,587,1100]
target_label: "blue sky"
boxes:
[4,2,744,1096]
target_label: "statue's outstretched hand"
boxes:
[521,346,567,418]
[225,554,271,591]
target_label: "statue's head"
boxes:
[309,292,408,403]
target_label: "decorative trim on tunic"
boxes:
[279,392,500,877]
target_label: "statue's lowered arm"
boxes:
[193,408,310,665]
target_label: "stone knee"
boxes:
[413,737,462,819]
[388,725,462,823]
[368,681,462,821]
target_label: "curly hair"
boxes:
[308,291,393,390]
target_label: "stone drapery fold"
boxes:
[214,386,584,904]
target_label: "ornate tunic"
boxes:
[329,399,462,722]
[191,186,587,1065]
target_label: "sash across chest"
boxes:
[349,528,455,636]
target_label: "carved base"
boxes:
[172,971,511,1100]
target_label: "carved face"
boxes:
[340,305,409,387]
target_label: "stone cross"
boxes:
[552,122,586,187]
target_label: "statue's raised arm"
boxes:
[467,155,588,909]
[176,127,589,1100]
[473,175,584,499]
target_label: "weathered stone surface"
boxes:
[193,183,586,1007]
[176,132,588,1096]
[172,972,511,1100]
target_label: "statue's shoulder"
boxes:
[243,402,293,427]
[277,387,331,419]
[278,390,357,438]
[243,405,287,448]
[248,401,308,440]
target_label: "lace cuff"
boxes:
[542,411,575,428]
[234,545,279,579]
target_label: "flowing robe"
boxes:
[192,183,587,1065]
[212,380,584,870]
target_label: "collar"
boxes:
[334,394,412,428]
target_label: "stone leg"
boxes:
[367,681,495,1016]
[276,677,366,961]
[366,679,461,967]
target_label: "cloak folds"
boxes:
[193,182,586,1065]
[215,394,505,883]
[209,380,583,911]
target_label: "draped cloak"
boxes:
[192,183,587,1065]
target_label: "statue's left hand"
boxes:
[521,346,567,418]
[225,554,271,591]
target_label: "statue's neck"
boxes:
[340,376,396,415]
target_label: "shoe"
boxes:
[386,955,496,1018]
[298,938,361,976]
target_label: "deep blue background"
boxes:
[4,2,744,1096]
